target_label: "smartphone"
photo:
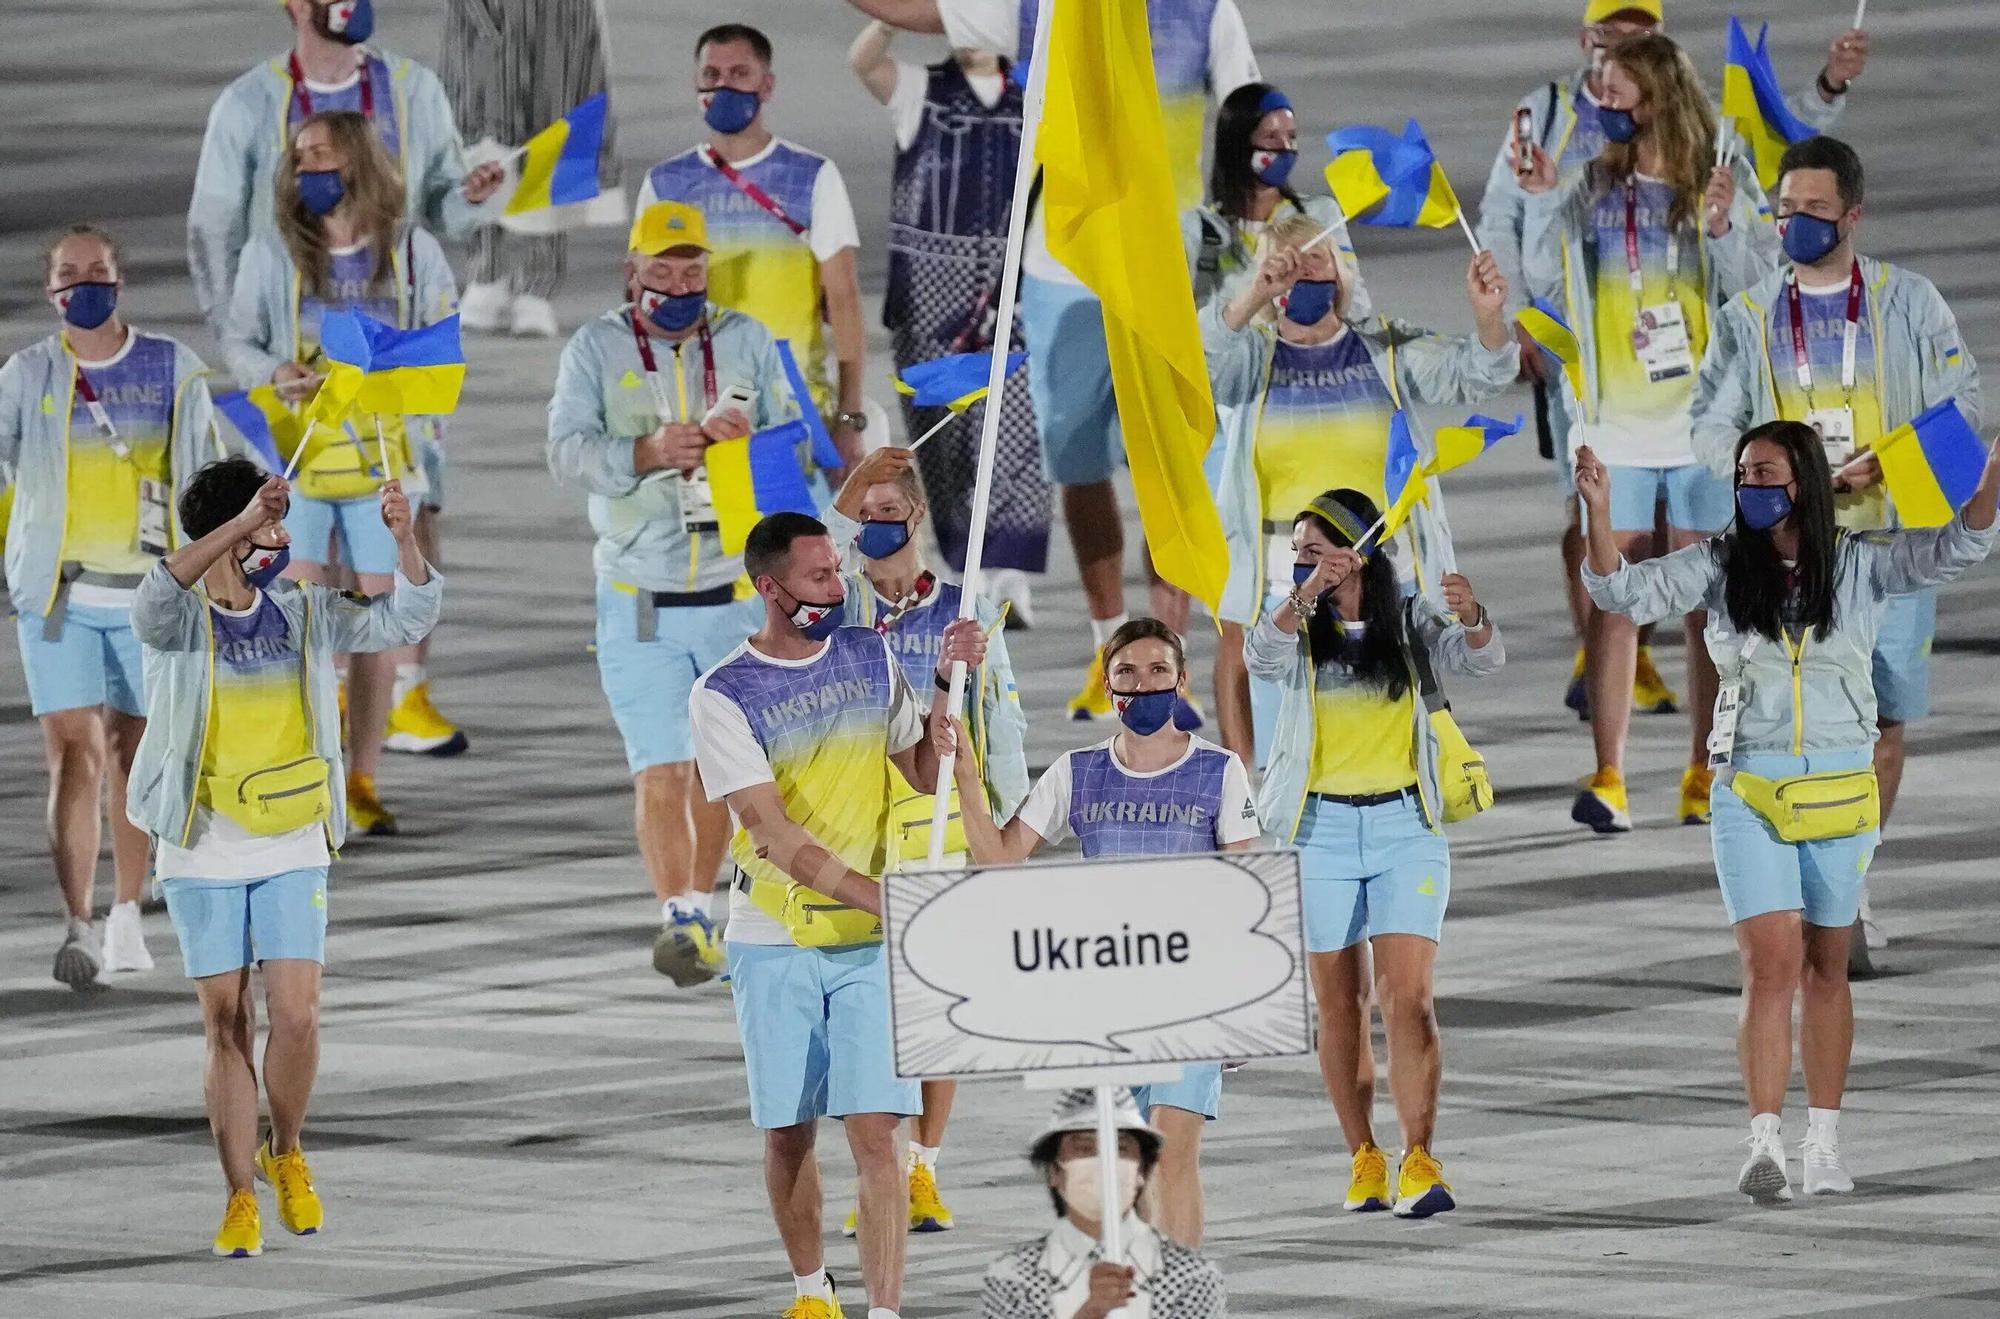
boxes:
[702,382,758,425]
[1513,108,1536,177]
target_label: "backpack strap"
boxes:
[1402,596,1448,715]
[1540,80,1562,150]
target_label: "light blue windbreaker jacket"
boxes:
[1246,591,1505,841]
[0,331,224,619]
[1690,255,1982,488]
[546,305,792,595]
[1200,300,1519,625]
[188,46,496,331]
[125,560,443,851]
[1583,512,1995,757]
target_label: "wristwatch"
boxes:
[834,410,869,431]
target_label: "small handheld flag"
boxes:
[1515,296,1584,398]
[213,386,302,474]
[318,310,467,416]
[1721,17,1817,190]
[774,340,845,470]
[505,93,609,216]
[1873,398,1987,528]
[896,351,1027,412]
[1326,120,1476,251]
[1354,409,1427,553]
[1426,414,1523,478]
[707,419,818,554]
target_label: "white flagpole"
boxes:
[923,0,1055,869]
[1853,0,1867,29]
[373,415,393,481]
[905,409,958,453]
[1095,1085,1127,1282]
[1454,205,1483,255]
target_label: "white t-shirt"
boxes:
[633,139,861,265]
[1015,734,1261,849]
[886,59,1008,152]
[688,632,928,945]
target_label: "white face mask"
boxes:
[1060,1155,1142,1219]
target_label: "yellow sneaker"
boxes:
[1066,649,1113,721]
[1392,1144,1456,1218]
[1571,767,1631,834]
[1633,646,1679,714]
[383,682,470,757]
[256,1140,324,1235]
[909,1161,955,1232]
[652,908,725,987]
[781,1282,846,1318]
[1563,647,1590,721]
[346,772,399,837]
[840,1203,858,1239]
[1344,1141,1390,1212]
[212,1189,262,1258]
[1679,763,1715,825]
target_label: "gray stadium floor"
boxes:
[3,2,1999,1315]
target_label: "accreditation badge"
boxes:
[138,476,171,557]
[1805,405,1856,470]
[1631,301,1694,383]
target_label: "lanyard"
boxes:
[1784,260,1863,400]
[873,572,937,635]
[630,311,716,421]
[1624,178,1678,297]
[71,365,122,448]
[289,53,372,122]
[701,147,807,237]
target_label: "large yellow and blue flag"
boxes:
[1515,296,1583,398]
[1325,121,1461,229]
[896,351,1028,413]
[315,309,467,419]
[506,93,609,216]
[1427,414,1523,478]
[1874,398,1987,528]
[1038,0,1227,611]
[1721,17,1817,191]
[214,385,303,473]
[708,419,817,555]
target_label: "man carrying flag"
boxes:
[546,200,795,984]
[1691,135,1980,969]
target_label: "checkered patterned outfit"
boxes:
[981,1221,1227,1318]
[1066,743,1233,858]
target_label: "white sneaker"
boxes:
[1737,1129,1794,1204]
[459,280,512,332]
[52,918,103,989]
[1857,885,1887,950]
[101,901,154,973]
[1800,1132,1854,1195]
[987,568,1035,630]
[510,295,559,338]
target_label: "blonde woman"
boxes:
[223,109,458,836]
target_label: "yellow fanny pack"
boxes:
[203,755,332,836]
[1428,708,1493,824]
[292,416,410,502]
[778,883,883,947]
[1730,768,1879,843]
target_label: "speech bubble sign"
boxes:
[885,850,1309,1080]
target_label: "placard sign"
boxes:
[883,850,1309,1080]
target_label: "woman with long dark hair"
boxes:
[1246,488,1504,1219]
[1580,420,1999,1201]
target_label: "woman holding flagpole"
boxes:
[1247,487,1504,1219]
[223,110,459,836]
[1578,422,1999,1200]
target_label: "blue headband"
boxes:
[1257,88,1292,117]
[1302,494,1372,551]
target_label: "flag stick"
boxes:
[1853,0,1866,29]
[1095,1085,1127,1275]
[374,415,394,480]
[1454,206,1483,255]
[1301,210,1352,254]
[906,410,957,453]
[282,387,315,481]
[924,0,1055,872]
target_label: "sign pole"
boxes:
[1095,1084,1128,1317]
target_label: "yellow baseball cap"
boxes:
[629,201,712,256]
[1585,0,1662,23]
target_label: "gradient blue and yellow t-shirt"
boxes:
[200,594,313,788]
[286,57,402,163]
[64,332,176,577]
[1767,278,1887,530]
[1587,175,1708,467]
[1256,329,1395,520]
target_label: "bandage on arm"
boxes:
[729,784,882,917]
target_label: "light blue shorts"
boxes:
[285,493,398,575]
[418,437,446,511]
[15,603,145,717]
[594,583,761,774]
[1711,750,1877,928]
[1604,461,1734,534]
[725,940,922,1129]
[1135,1062,1224,1121]
[1297,793,1450,952]
[1872,588,1935,723]
[163,866,329,979]
[1021,274,1119,486]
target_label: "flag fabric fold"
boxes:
[708,419,817,554]
[896,351,1028,412]
[1721,17,1817,190]
[1371,409,1427,547]
[314,310,467,418]
[774,339,844,470]
[1515,296,1583,398]
[214,385,303,473]
[1427,414,1523,477]
[506,92,610,216]
[1874,398,1986,528]
[1037,0,1226,610]
[1325,121,1461,229]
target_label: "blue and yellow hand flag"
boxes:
[708,419,817,555]
[1325,121,1462,229]
[1721,17,1817,190]
[214,385,302,473]
[506,93,609,216]
[1874,398,1987,528]
[896,351,1027,413]
[1427,414,1523,478]
[315,310,467,417]
[1367,409,1428,549]
[1516,296,1583,397]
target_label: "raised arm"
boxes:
[946,719,1048,864]
[848,20,900,102]
[843,0,946,34]
[1577,445,1724,623]
[1866,443,2000,596]
[889,616,990,792]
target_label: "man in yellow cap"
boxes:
[546,199,800,982]
[1475,0,1867,767]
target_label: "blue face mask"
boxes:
[777,587,844,641]
[641,287,706,333]
[1781,212,1843,266]
[240,542,291,589]
[857,519,911,560]
[1251,148,1297,188]
[1598,104,1640,144]
[701,86,761,135]
[53,282,118,330]
[1112,688,1178,736]
[1736,483,1794,531]
[297,169,346,217]
[1292,561,1324,592]
[1281,278,1337,326]
[312,0,374,44]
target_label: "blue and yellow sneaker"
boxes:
[384,682,470,756]
[909,1161,955,1232]
[345,772,398,837]
[1563,647,1590,721]
[1344,1142,1390,1212]
[256,1139,324,1235]
[1392,1144,1456,1218]
[1679,764,1715,825]
[1571,767,1632,834]
[212,1189,262,1258]
[1634,646,1679,714]
[782,1277,845,1318]
[653,907,725,987]
[1066,650,1113,721]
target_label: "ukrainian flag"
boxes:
[1515,296,1584,398]
[1721,17,1816,191]
[1427,414,1523,478]
[506,93,609,216]
[896,351,1028,413]
[708,419,817,555]
[317,310,467,417]
[1874,398,1987,528]
[1325,121,1461,229]
[214,386,303,474]
[775,339,845,470]
[1371,409,1427,547]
